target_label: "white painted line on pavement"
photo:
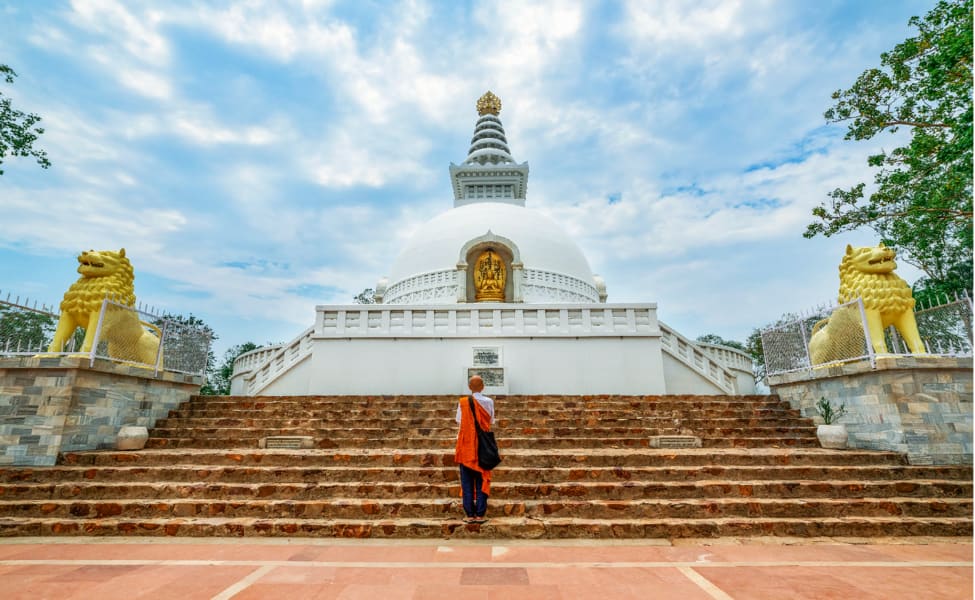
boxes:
[678,566,735,600]
[211,564,275,600]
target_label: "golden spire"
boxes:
[476,91,502,116]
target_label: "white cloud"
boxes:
[68,0,171,65]
[115,65,173,100]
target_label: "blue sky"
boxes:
[0,0,934,360]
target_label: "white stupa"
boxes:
[231,92,754,396]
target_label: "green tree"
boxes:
[805,0,973,285]
[0,305,55,351]
[912,260,973,308]
[695,333,746,351]
[203,342,260,396]
[353,288,376,304]
[1,64,50,175]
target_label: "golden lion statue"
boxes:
[48,248,162,366]
[809,243,925,365]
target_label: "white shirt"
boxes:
[456,391,496,425]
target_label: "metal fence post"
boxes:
[855,297,876,369]
[154,318,167,376]
[89,298,110,367]
[201,332,212,382]
[799,317,813,370]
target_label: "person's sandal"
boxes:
[472,517,489,524]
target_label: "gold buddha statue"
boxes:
[473,249,506,302]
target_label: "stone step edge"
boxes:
[10,464,963,474]
[3,497,968,508]
[56,448,909,460]
[0,515,970,539]
[6,479,968,490]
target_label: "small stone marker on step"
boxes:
[649,435,702,449]
[259,436,315,449]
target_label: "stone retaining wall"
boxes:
[769,356,973,465]
[0,356,201,466]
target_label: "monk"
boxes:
[454,374,496,524]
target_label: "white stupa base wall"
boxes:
[303,336,665,395]
[231,303,752,396]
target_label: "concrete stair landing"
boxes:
[0,394,970,539]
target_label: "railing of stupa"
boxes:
[315,304,657,337]
[238,326,314,395]
[658,324,737,394]
[232,343,286,375]
[696,343,754,373]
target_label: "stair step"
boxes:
[58,448,910,468]
[0,497,968,520]
[3,480,968,501]
[143,436,820,450]
[7,464,965,484]
[155,417,808,428]
[0,515,969,539]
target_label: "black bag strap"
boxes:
[468,396,484,433]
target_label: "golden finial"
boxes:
[476,91,502,116]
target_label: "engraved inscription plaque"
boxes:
[468,367,504,387]
[472,347,501,367]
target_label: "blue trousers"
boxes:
[459,465,488,517]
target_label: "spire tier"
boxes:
[450,92,529,207]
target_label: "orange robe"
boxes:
[454,396,493,495]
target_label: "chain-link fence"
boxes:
[760,300,870,375]
[0,293,210,376]
[886,292,973,356]
[763,292,974,376]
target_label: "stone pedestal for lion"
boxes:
[0,356,201,466]
[771,356,972,465]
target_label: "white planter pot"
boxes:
[817,424,848,449]
[117,426,149,450]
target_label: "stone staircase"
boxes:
[0,395,970,539]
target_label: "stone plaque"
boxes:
[468,367,504,387]
[260,436,314,449]
[473,347,501,367]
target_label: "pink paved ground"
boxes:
[0,537,969,599]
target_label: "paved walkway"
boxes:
[0,537,970,599]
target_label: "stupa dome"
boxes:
[379,92,604,306]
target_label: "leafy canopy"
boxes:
[353,288,376,304]
[804,0,973,283]
[0,64,50,175]
[203,342,261,396]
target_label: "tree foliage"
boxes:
[353,288,376,304]
[695,333,746,351]
[0,64,50,175]
[805,0,973,284]
[203,341,260,396]
[0,305,55,351]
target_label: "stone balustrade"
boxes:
[313,303,657,338]
[659,326,737,394]
[697,343,754,373]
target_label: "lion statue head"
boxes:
[837,243,915,315]
[59,248,136,317]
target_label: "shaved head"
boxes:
[468,375,484,392]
